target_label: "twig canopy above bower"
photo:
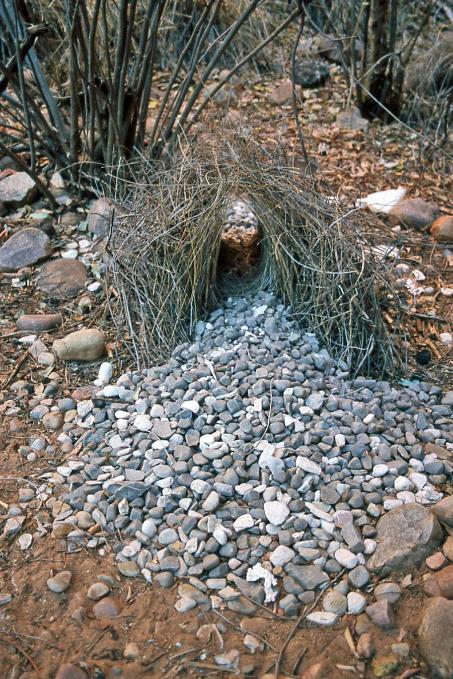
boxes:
[108,137,398,374]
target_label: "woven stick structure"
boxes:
[108,138,399,374]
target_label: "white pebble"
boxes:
[134,414,152,432]
[394,476,413,492]
[347,592,367,614]
[233,514,254,532]
[182,400,200,414]
[306,611,338,626]
[372,464,389,477]
[334,548,358,569]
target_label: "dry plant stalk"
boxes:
[107,137,400,375]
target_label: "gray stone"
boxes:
[374,582,401,604]
[0,172,37,207]
[336,107,369,131]
[0,228,51,272]
[418,597,453,679]
[88,197,126,237]
[264,501,289,526]
[117,561,140,577]
[366,600,395,629]
[347,592,367,614]
[47,570,72,593]
[37,259,87,299]
[322,590,347,615]
[306,611,338,626]
[87,582,110,600]
[368,503,443,575]
[285,563,329,590]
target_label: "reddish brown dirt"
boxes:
[0,520,439,678]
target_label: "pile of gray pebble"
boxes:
[39,291,452,621]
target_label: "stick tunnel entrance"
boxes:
[216,199,262,293]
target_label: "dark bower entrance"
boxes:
[215,199,262,296]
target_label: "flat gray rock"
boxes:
[0,171,37,207]
[285,563,329,590]
[0,228,51,272]
[368,503,443,575]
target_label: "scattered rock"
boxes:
[418,597,453,679]
[175,596,197,613]
[87,582,110,601]
[47,570,72,593]
[0,228,51,272]
[37,259,88,299]
[53,328,106,361]
[322,590,347,616]
[336,107,368,131]
[0,593,12,606]
[88,197,125,238]
[374,582,401,604]
[0,171,37,207]
[293,60,329,87]
[92,597,120,619]
[368,503,443,575]
[306,611,338,626]
[357,632,374,659]
[431,215,453,242]
[424,565,453,599]
[371,653,400,678]
[55,664,88,679]
[389,198,439,229]
[117,561,140,577]
[432,496,453,528]
[268,80,293,105]
[16,313,63,332]
[426,552,448,570]
[264,501,289,526]
[366,600,395,629]
[443,536,453,562]
[347,592,367,614]
[42,412,64,431]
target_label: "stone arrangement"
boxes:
[27,291,452,622]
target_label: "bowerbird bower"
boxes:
[107,138,400,375]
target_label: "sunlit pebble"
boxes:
[439,333,452,346]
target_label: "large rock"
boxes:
[336,107,369,131]
[424,565,453,599]
[293,60,329,88]
[418,597,453,678]
[16,313,63,332]
[0,171,37,207]
[431,215,453,242]
[88,197,125,238]
[389,198,439,229]
[53,328,105,361]
[37,259,88,299]
[432,496,453,528]
[268,80,293,106]
[0,228,51,272]
[368,503,443,575]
